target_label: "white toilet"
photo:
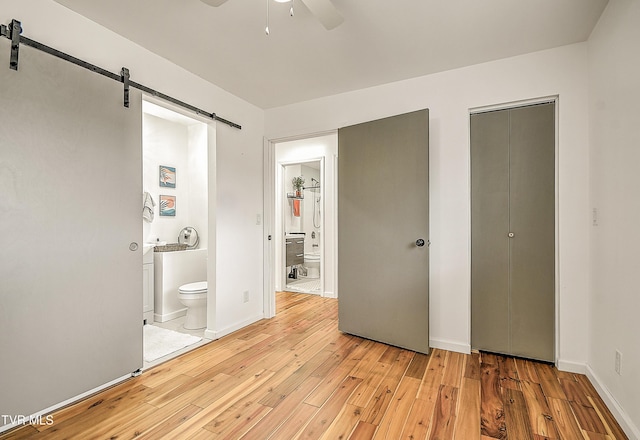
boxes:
[177,281,207,329]
[304,252,320,278]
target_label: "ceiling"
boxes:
[53,0,608,109]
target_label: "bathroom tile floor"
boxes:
[143,316,211,370]
[285,277,321,294]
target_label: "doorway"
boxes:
[470,100,556,362]
[281,161,323,294]
[141,99,214,367]
[266,133,338,316]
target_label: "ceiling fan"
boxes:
[200,0,344,31]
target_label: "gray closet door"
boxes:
[471,103,555,362]
[338,110,429,354]
[0,43,142,417]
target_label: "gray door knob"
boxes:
[416,239,425,247]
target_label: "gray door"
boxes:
[471,103,555,362]
[338,110,429,354]
[0,43,142,417]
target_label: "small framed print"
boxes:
[159,195,176,217]
[159,165,176,188]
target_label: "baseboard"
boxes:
[0,373,132,434]
[153,308,187,323]
[556,359,587,374]
[586,364,640,440]
[429,338,471,354]
[204,313,264,340]
[323,291,336,299]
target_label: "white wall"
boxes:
[2,0,265,346]
[275,134,338,297]
[142,111,209,248]
[588,0,640,437]
[266,44,591,362]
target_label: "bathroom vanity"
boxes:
[285,235,305,267]
[143,244,155,324]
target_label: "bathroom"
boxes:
[284,162,322,293]
[274,133,338,298]
[142,100,212,365]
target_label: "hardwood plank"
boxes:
[349,341,389,380]
[0,426,39,440]
[304,339,383,408]
[359,351,415,425]
[402,397,437,439]
[569,401,608,435]
[497,355,520,391]
[502,387,535,440]
[136,404,203,439]
[547,397,584,440]
[258,348,335,408]
[535,364,567,400]
[560,376,592,406]
[202,401,271,438]
[587,395,629,440]
[373,377,421,440]
[268,402,318,439]
[480,361,507,439]
[427,384,459,440]
[453,377,481,440]
[464,352,481,380]
[442,351,465,388]
[349,421,377,439]
[405,352,430,380]
[348,361,391,408]
[417,348,446,400]
[519,380,558,439]
[582,431,612,440]
[297,376,363,440]
[515,358,540,383]
[239,376,322,440]
[318,404,364,440]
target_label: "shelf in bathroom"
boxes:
[154,243,188,252]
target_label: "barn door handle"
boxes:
[508,232,515,238]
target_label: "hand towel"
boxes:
[143,191,156,223]
[293,199,301,217]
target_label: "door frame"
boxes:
[263,131,338,319]
[468,95,560,364]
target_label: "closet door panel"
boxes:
[509,103,555,361]
[470,110,511,354]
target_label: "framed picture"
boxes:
[159,195,176,217]
[159,165,176,188]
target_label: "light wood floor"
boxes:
[1,291,628,439]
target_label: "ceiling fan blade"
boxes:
[200,0,229,6]
[300,0,344,30]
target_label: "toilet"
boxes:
[303,252,320,278]
[177,281,207,329]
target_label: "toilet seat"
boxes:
[179,281,207,294]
